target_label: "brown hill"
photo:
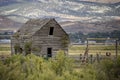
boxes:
[0,15,120,34]
[60,20,120,34]
[0,16,22,31]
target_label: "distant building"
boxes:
[0,30,14,35]
[71,39,83,45]
[0,39,11,43]
[11,18,69,57]
[78,39,82,44]
[85,40,96,44]
[105,38,116,45]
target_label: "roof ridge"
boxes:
[14,18,54,37]
[31,19,52,36]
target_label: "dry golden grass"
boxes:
[69,45,120,55]
[0,43,120,56]
[0,51,11,56]
[0,43,10,47]
[0,43,11,55]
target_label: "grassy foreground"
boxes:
[0,51,120,80]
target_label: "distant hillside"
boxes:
[60,20,120,34]
[80,0,120,3]
[0,0,120,23]
[0,16,22,31]
[0,15,120,34]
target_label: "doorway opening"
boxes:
[47,48,52,57]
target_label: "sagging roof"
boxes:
[14,18,54,37]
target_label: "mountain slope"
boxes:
[0,0,120,34]
[0,16,22,31]
[0,0,120,23]
[0,15,120,34]
[79,0,120,3]
[60,20,120,34]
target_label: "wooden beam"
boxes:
[87,38,118,40]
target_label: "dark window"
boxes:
[47,48,52,57]
[49,27,54,35]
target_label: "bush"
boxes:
[0,51,81,80]
[14,43,22,54]
[50,50,74,76]
[95,57,120,80]
[3,51,120,80]
[24,42,32,55]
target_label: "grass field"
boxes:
[69,45,120,56]
[0,43,120,56]
[0,43,11,56]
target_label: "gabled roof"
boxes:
[13,18,69,39]
[14,18,53,37]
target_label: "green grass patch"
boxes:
[0,47,10,51]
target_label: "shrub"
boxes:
[50,50,74,76]
[3,51,119,80]
[95,56,120,80]
[61,36,69,48]
[14,43,22,54]
[0,51,79,80]
[24,42,32,55]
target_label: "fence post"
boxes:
[115,40,118,58]
[10,37,12,55]
[79,54,82,61]
[86,39,89,58]
[96,53,100,63]
[90,54,93,64]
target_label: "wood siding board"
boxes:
[11,18,69,56]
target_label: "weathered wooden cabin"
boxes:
[11,18,69,57]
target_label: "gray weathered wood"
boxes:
[11,18,69,57]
